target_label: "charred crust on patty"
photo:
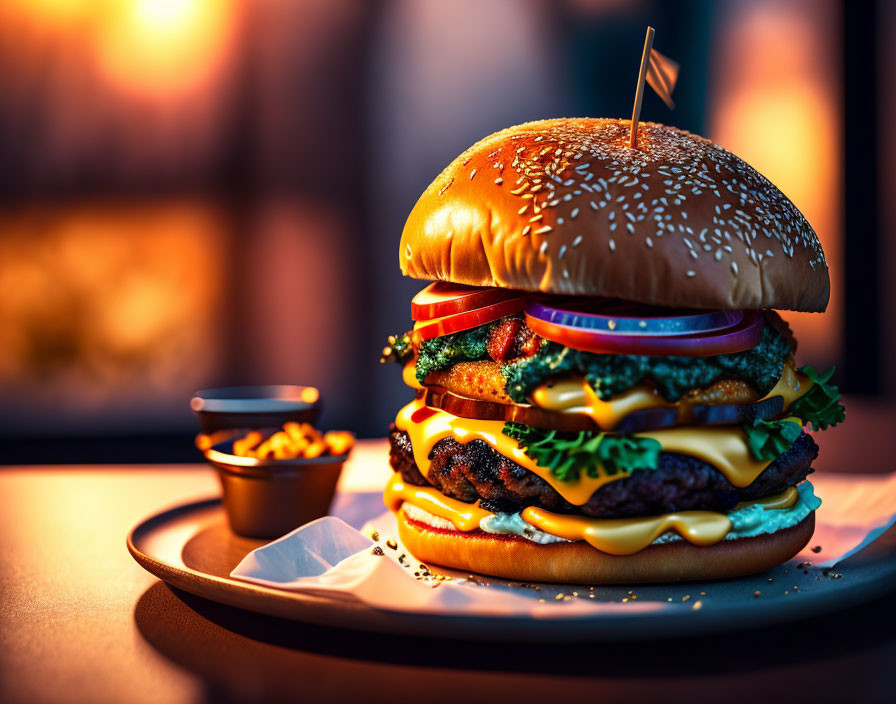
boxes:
[388,427,816,519]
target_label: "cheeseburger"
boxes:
[381,118,844,584]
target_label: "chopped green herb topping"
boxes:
[381,333,413,365]
[789,365,845,431]
[743,418,802,462]
[399,315,791,404]
[503,422,661,482]
[415,325,490,382]
[504,321,791,403]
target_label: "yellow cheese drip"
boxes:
[384,474,490,530]
[521,505,732,555]
[758,361,813,407]
[395,397,793,502]
[402,359,423,390]
[394,397,621,504]
[531,363,813,431]
[532,380,666,429]
[384,473,799,556]
[735,485,798,511]
[635,425,769,488]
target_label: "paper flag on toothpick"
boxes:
[645,46,679,109]
[630,27,679,148]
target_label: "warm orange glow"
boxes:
[0,204,227,417]
[4,0,90,27]
[96,0,236,97]
[709,1,842,368]
[4,0,236,98]
[301,387,320,404]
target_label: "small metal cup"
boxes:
[191,385,321,434]
[205,443,348,539]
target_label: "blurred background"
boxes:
[0,0,888,463]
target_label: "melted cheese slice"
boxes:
[531,362,813,431]
[736,485,798,510]
[395,397,794,503]
[402,359,423,390]
[532,380,666,429]
[758,361,812,406]
[384,473,799,556]
[635,425,771,488]
[521,505,732,555]
[395,396,621,504]
[384,474,490,530]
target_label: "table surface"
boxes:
[2,406,895,704]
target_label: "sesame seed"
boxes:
[559,245,567,258]
[470,169,477,180]
[572,235,583,247]
[495,177,503,185]
[686,270,696,277]
[570,208,579,219]
[539,241,548,254]
[534,226,553,235]
[457,120,824,273]
[608,239,616,251]
[521,225,531,236]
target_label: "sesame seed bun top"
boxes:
[399,118,829,312]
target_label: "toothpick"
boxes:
[629,26,655,149]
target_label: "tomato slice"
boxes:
[414,296,528,340]
[525,309,764,357]
[411,281,524,321]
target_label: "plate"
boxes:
[127,493,896,642]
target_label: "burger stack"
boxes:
[381,119,844,584]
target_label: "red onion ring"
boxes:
[525,309,764,357]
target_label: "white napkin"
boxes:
[231,472,896,614]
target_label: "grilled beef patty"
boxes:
[388,428,817,518]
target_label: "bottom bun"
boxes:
[396,510,815,584]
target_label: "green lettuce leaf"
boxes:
[789,365,846,431]
[503,422,661,482]
[743,418,802,462]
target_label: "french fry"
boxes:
[233,431,263,457]
[303,440,328,459]
[290,436,310,456]
[251,440,268,459]
[195,429,235,451]
[283,422,304,444]
[272,436,294,460]
[228,423,353,460]
[195,433,213,451]
[324,431,355,456]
